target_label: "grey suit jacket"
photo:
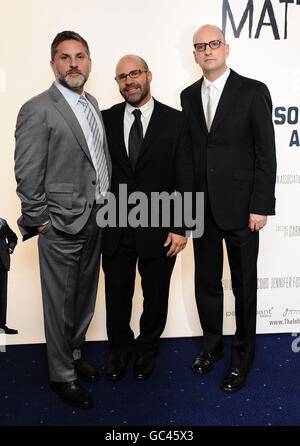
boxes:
[14,83,112,240]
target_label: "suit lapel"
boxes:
[49,83,93,165]
[136,99,168,168]
[108,102,134,177]
[189,79,208,135]
[210,70,242,134]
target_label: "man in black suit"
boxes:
[181,25,276,392]
[0,218,18,334]
[101,54,193,381]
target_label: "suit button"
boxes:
[92,181,96,185]
[210,168,215,173]
[89,204,92,208]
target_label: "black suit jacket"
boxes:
[0,219,18,271]
[181,69,276,231]
[101,99,194,258]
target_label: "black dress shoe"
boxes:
[74,359,100,383]
[134,354,155,380]
[50,379,93,409]
[0,325,18,335]
[192,350,224,375]
[106,352,131,381]
[221,368,248,392]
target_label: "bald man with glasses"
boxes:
[181,25,276,392]
[101,54,194,382]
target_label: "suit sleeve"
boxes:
[14,101,50,231]
[249,84,277,215]
[172,115,195,237]
[4,221,18,252]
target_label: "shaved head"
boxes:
[116,54,149,75]
[193,24,225,44]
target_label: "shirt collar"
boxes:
[54,81,83,108]
[203,67,231,92]
[125,96,154,118]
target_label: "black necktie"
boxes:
[128,109,143,170]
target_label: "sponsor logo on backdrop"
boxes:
[224,276,300,289]
[226,308,300,328]
[276,226,300,237]
[222,0,300,40]
[274,106,300,147]
[270,276,300,288]
[226,308,274,318]
[276,174,300,184]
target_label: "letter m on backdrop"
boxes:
[222,0,254,38]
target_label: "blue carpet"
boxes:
[0,334,299,427]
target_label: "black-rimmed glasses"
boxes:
[193,40,225,53]
[115,69,148,82]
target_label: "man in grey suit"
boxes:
[15,31,111,409]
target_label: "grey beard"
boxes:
[58,74,86,92]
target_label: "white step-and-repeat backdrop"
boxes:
[1,0,299,345]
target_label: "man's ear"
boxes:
[50,60,55,75]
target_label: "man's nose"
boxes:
[204,44,212,55]
[69,57,78,67]
[125,78,134,86]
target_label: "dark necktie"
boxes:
[128,109,143,170]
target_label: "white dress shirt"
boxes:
[201,68,231,125]
[124,97,154,154]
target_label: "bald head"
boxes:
[193,24,225,45]
[116,54,149,75]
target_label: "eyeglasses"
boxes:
[193,40,225,53]
[115,69,148,82]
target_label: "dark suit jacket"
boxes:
[101,99,194,258]
[181,69,276,231]
[15,83,112,240]
[0,219,18,271]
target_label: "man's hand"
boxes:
[37,224,47,233]
[164,232,187,257]
[249,214,267,232]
